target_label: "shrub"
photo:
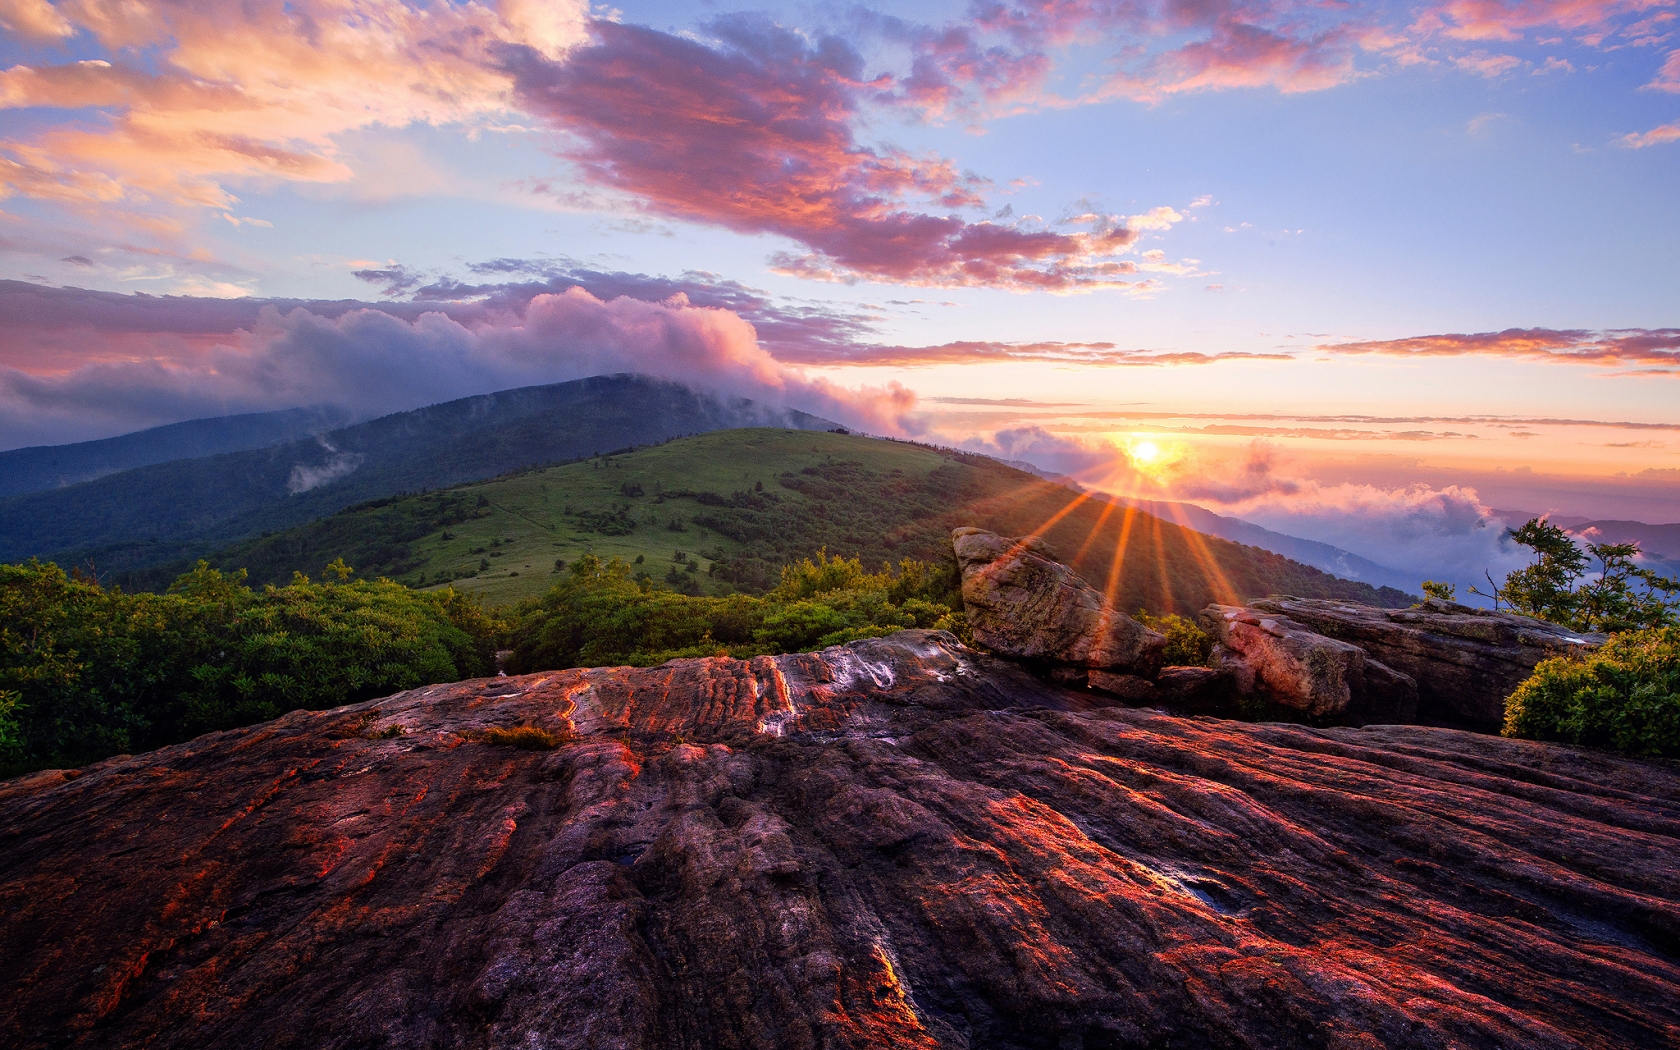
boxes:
[1421,580,1456,602]
[502,552,961,673]
[1,559,500,776]
[1133,610,1213,666]
[480,725,565,750]
[1504,626,1680,755]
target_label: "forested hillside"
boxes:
[120,428,1417,613]
[0,404,355,497]
[0,375,833,574]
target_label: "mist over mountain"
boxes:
[0,405,357,497]
[1111,497,1423,596]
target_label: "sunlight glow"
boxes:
[1132,441,1161,464]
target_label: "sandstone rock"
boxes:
[3,629,1678,1049]
[1200,605,1420,723]
[1244,596,1606,729]
[953,526,1165,677]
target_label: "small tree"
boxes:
[1475,518,1679,632]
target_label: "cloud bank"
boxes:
[0,282,921,449]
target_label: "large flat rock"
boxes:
[2,631,1677,1049]
[1245,597,1607,729]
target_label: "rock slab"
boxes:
[3,630,1679,1049]
[1201,604,1420,724]
[953,526,1165,677]
[1243,596,1607,728]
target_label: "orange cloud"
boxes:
[1320,327,1680,366]
[0,0,590,219]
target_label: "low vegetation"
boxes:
[1504,627,1680,756]
[503,549,964,673]
[479,725,567,750]
[1486,518,1680,754]
[1133,610,1214,667]
[0,559,498,776]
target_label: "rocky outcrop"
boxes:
[953,527,1166,679]
[1200,605,1419,724]
[1238,597,1607,729]
[4,629,1680,1049]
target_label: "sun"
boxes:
[1132,441,1161,465]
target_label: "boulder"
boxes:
[952,526,1166,677]
[1201,604,1419,723]
[3,630,1678,1049]
[1242,596,1606,729]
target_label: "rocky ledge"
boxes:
[3,630,1678,1049]
[1206,598,1608,730]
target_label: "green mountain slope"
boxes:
[124,428,1417,612]
[2,375,835,575]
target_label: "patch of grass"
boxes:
[480,725,566,750]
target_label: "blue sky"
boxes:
[0,0,1676,582]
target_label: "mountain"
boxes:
[994,461,1420,594]
[117,427,1418,613]
[1491,509,1593,530]
[3,634,1674,1049]
[0,405,356,497]
[0,375,836,575]
[1566,519,1680,562]
[1112,497,1423,595]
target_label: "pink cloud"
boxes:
[1413,0,1671,41]
[0,282,922,449]
[1649,47,1680,89]
[1618,121,1680,145]
[1453,50,1524,75]
[1320,327,1680,365]
[1106,22,1361,101]
[501,19,1170,290]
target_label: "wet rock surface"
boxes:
[4,630,1679,1050]
[1243,597,1607,729]
[953,527,1166,677]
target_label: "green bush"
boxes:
[502,551,961,674]
[1503,626,1680,755]
[1,559,499,776]
[1133,610,1213,666]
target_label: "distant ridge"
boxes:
[0,405,356,497]
[1566,519,1680,564]
[995,458,1420,596]
[0,374,837,575]
[1111,497,1422,596]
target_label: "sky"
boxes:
[0,0,1676,590]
